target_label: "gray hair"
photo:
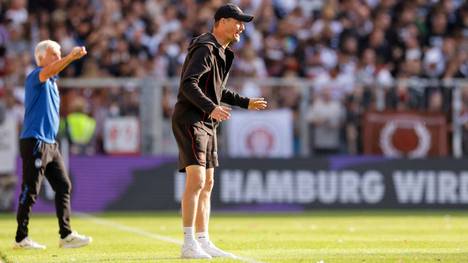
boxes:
[34,40,61,66]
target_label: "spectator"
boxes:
[5,0,28,26]
[427,90,444,113]
[306,88,345,155]
[0,0,465,156]
[62,96,96,155]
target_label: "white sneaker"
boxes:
[13,237,46,250]
[59,231,92,248]
[199,241,236,258]
[181,241,212,259]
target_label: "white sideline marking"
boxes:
[77,213,265,263]
[77,212,181,244]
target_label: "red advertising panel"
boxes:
[363,111,447,157]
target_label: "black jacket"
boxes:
[172,33,249,132]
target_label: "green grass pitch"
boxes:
[1,211,468,263]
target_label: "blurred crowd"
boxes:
[0,0,467,156]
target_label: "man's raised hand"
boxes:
[70,46,87,60]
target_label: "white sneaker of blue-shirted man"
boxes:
[59,231,92,248]
[13,237,46,250]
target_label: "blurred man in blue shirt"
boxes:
[14,40,92,249]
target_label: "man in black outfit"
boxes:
[172,3,268,259]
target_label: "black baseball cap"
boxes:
[214,4,254,22]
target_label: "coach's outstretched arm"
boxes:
[221,88,250,108]
[221,89,268,111]
[39,46,87,82]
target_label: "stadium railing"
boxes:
[59,77,468,158]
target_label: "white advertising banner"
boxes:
[0,117,18,173]
[226,109,293,157]
[103,117,140,154]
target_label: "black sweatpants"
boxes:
[16,138,72,242]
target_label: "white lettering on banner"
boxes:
[393,171,426,203]
[174,169,468,205]
[264,171,294,203]
[361,171,385,204]
[296,171,315,203]
[438,171,457,204]
[217,170,385,204]
[460,173,468,204]
[244,170,264,202]
[423,171,436,204]
[393,170,468,204]
[340,171,360,203]
[220,170,243,203]
[317,172,338,204]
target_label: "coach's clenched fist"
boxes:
[69,46,87,60]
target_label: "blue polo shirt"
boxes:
[20,67,60,143]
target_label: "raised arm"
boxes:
[39,46,87,82]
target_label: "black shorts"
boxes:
[172,122,218,173]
